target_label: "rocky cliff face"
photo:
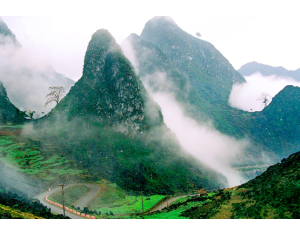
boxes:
[53,29,163,133]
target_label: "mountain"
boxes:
[0,17,75,116]
[121,33,209,123]
[238,61,300,81]
[131,150,300,219]
[121,16,300,179]
[50,29,162,132]
[0,81,25,124]
[32,29,228,194]
[140,16,246,106]
[129,17,251,137]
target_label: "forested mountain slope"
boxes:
[30,29,228,195]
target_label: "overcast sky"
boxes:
[1,0,300,81]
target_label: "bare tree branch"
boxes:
[45,86,66,107]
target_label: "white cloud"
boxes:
[140,72,248,187]
[229,72,300,111]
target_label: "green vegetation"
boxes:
[136,16,300,171]
[97,195,166,216]
[122,151,300,219]
[88,181,167,216]
[0,134,86,181]
[0,189,68,219]
[0,81,25,124]
[31,28,227,195]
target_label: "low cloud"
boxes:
[0,36,74,117]
[139,71,248,187]
[229,72,300,111]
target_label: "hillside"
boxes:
[129,150,300,219]
[121,33,209,124]
[244,85,300,156]
[0,188,68,219]
[238,61,300,81]
[28,29,228,195]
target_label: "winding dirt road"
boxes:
[34,183,101,219]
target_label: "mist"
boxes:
[0,32,74,117]
[229,72,300,111]
[121,41,249,186]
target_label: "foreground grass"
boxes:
[0,204,44,219]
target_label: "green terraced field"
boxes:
[0,135,86,181]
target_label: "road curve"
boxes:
[149,196,185,213]
[34,183,101,219]
[74,184,101,210]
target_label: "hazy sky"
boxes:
[2,0,300,81]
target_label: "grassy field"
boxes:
[45,181,168,217]
[86,180,167,216]
[0,135,86,181]
[98,194,166,215]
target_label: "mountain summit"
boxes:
[140,16,246,105]
[52,29,163,133]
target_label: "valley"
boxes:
[0,15,300,220]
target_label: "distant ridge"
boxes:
[238,61,300,81]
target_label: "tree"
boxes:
[44,86,66,107]
[196,32,201,38]
[257,92,272,108]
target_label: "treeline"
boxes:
[0,189,69,219]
